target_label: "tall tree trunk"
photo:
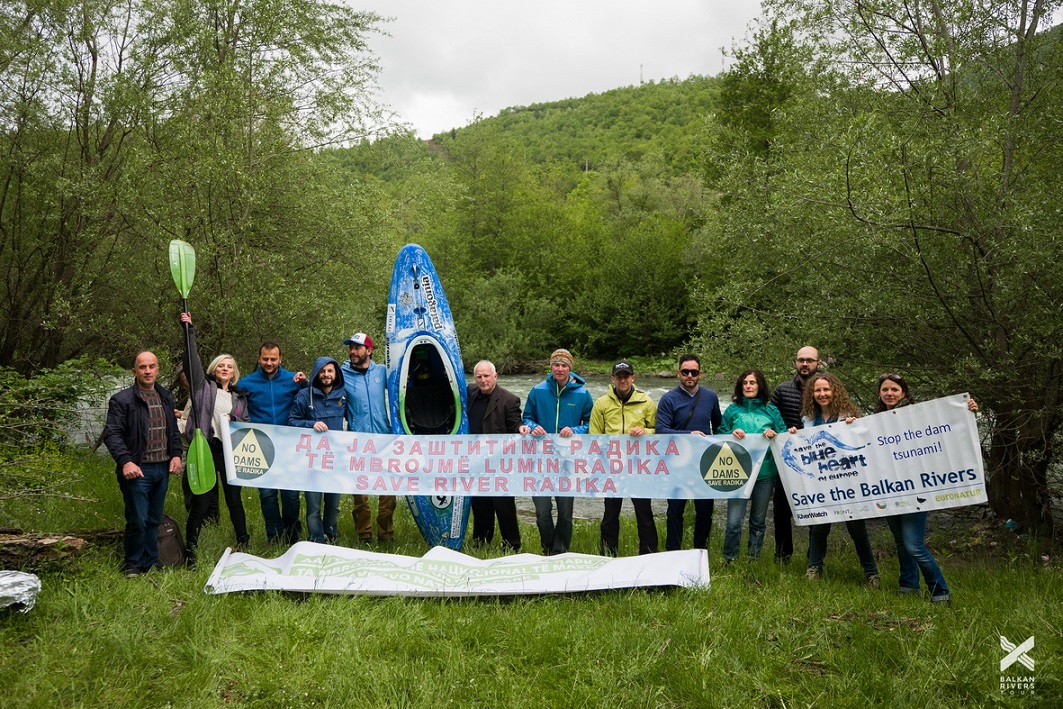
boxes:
[985,405,1056,534]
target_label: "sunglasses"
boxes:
[680,369,700,377]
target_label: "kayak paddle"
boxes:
[168,239,216,495]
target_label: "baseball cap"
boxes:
[343,332,373,349]
[612,360,634,376]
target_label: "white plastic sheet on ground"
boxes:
[0,571,41,612]
[205,543,709,597]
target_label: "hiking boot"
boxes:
[806,566,822,580]
[866,574,881,589]
[931,592,952,605]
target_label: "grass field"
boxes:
[1,452,1059,707]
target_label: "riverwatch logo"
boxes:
[999,635,1035,696]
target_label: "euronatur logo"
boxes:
[999,635,1035,696]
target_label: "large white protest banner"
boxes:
[220,424,771,499]
[204,544,709,597]
[773,395,986,525]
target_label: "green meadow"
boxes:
[1,452,1058,707]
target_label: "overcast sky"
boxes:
[354,1,765,138]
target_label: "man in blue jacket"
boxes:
[240,342,306,544]
[657,354,721,551]
[519,348,593,555]
[341,332,395,544]
[289,357,346,543]
[103,351,184,577]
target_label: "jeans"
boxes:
[118,461,170,572]
[886,512,948,597]
[723,476,775,560]
[305,492,341,543]
[600,498,658,556]
[259,487,302,543]
[807,519,879,576]
[665,498,714,550]
[533,496,573,554]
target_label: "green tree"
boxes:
[0,0,386,372]
[700,0,1063,532]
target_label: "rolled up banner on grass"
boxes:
[219,424,771,499]
[205,544,709,597]
[773,394,986,525]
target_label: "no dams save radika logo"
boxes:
[229,428,276,479]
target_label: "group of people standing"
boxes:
[512,345,965,603]
[767,346,970,603]
[104,331,964,602]
[103,315,397,573]
[518,348,767,562]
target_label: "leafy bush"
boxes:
[0,358,119,513]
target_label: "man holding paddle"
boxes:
[103,352,184,577]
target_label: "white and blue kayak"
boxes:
[385,244,471,550]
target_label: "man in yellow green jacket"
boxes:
[591,360,658,556]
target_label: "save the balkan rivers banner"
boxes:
[219,424,772,499]
[773,394,986,525]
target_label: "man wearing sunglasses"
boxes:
[769,346,821,561]
[657,354,722,551]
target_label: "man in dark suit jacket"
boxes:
[103,351,184,577]
[467,360,523,551]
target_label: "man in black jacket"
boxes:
[103,352,184,577]
[769,346,820,561]
[467,360,523,551]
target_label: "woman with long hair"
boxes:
[876,372,977,603]
[797,372,880,586]
[180,312,250,564]
[719,370,786,562]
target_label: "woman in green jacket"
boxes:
[718,370,786,562]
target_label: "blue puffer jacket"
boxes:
[289,357,347,431]
[522,372,593,434]
[241,364,305,425]
[342,359,390,433]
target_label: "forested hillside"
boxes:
[327,76,725,368]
